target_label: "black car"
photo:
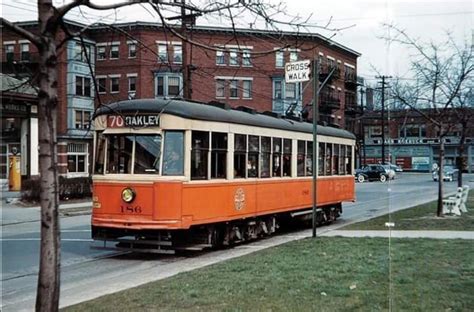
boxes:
[355,164,390,183]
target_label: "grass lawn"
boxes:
[343,190,474,231]
[65,237,474,312]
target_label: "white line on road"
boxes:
[1,238,93,242]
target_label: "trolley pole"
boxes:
[312,59,320,238]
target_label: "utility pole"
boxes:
[312,58,320,238]
[359,87,366,166]
[376,75,391,163]
[181,0,192,99]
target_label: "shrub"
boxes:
[21,176,92,202]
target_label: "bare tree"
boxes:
[0,1,343,310]
[385,24,474,216]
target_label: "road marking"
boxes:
[1,238,93,242]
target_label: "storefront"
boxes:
[1,74,39,190]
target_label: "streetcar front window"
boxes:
[134,135,162,174]
[96,134,162,175]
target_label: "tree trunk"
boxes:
[36,4,61,311]
[437,139,444,217]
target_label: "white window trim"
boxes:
[318,52,324,56]
[344,63,355,69]
[18,40,30,44]
[242,80,252,100]
[327,55,335,61]
[96,41,120,47]
[126,73,138,77]
[229,49,239,67]
[128,43,137,59]
[3,41,16,45]
[214,76,253,81]
[172,44,182,64]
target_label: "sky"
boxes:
[2,0,473,85]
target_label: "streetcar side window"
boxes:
[283,139,292,177]
[272,137,282,177]
[248,135,259,178]
[134,135,162,174]
[325,143,332,176]
[333,144,340,175]
[346,145,353,175]
[234,134,246,178]
[107,134,134,174]
[260,136,271,178]
[318,142,325,176]
[306,141,313,176]
[339,145,346,175]
[211,132,227,179]
[297,140,305,176]
[94,132,106,174]
[162,131,184,176]
[191,131,209,180]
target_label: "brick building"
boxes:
[358,109,474,172]
[1,20,360,181]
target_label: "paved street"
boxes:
[1,173,473,311]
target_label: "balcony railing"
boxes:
[319,91,341,111]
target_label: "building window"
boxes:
[275,50,284,67]
[128,43,137,58]
[211,132,227,179]
[216,50,225,65]
[97,46,106,60]
[128,76,137,93]
[74,43,91,62]
[5,44,14,62]
[158,44,167,62]
[67,143,88,173]
[173,44,182,64]
[289,51,298,62]
[155,74,182,98]
[229,50,238,66]
[97,78,106,94]
[74,110,91,129]
[191,131,209,180]
[110,77,120,93]
[216,79,225,98]
[110,44,119,59]
[75,76,91,97]
[274,80,282,99]
[242,49,251,66]
[285,82,296,99]
[20,43,30,61]
[229,80,238,98]
[242,80,252,99]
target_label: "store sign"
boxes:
[108,115,160,128]
[285,60,311,83]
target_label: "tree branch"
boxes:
[0,18,41,47]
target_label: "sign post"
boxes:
[311,59,319,238]
[285,59,318,238]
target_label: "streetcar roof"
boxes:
[94,99,356,140]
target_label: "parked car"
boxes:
[432,165,459,182]
[384,162,403,172]
[355,165,390,183]
[381,165,396,180]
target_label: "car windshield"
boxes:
[443,165,455,171]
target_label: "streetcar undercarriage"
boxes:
[91,204,342,254]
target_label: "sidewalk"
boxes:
[322,230,474,239]
[1,198,92,225]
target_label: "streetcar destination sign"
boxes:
[108,115,160,128]
[285,60,311,83]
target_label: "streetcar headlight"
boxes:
[121,187,136,203]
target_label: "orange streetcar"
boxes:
[91,99,355,253]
